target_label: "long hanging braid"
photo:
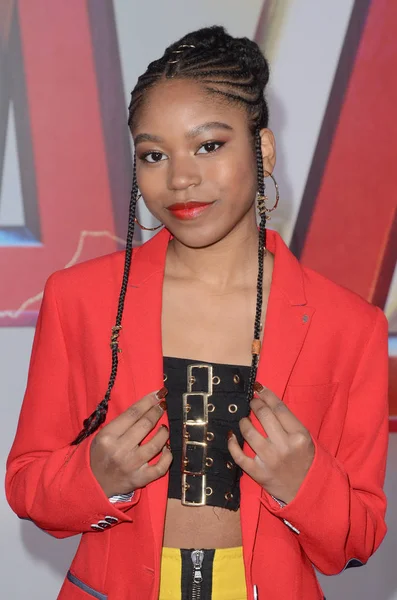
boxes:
[71,157,139,445]
[72,26,270,444]
[246,131,267,402]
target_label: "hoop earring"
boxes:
[257,171,280,221]
[134,194,163,231]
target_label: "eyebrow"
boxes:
[134,121,233,146]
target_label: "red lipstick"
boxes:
[167,201,215,220]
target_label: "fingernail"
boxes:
[254,381,264,392]
[166,441,171,449]
[156,387,168,400]
[158,400,168,411]
[227,430,235,441]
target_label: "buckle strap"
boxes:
[182,365,213,506]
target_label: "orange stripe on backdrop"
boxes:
[0,1,118,319]
[299,0,397,421]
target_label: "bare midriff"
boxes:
[163,498,242,548]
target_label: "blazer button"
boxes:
[104,516,118,525]
[97,520,111,529]
[90,524,104,531]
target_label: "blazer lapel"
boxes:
[240,230,315,573]
[120,229,170,558]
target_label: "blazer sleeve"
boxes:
[260,306,389,574]
[5,274,141,539]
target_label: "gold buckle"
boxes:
[187,364,213,394]
[181,473,207,506]
[183,392,209,423]
[182,437,207,476]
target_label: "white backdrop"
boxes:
[1,1,396,598]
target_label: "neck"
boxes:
[167,211,263,291]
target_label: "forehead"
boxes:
[132,79,249,136]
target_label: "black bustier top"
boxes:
[163,356,251,511]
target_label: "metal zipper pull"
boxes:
[191,550,204,583]
[191,550,204,599]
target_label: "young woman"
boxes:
[6,26,389,600]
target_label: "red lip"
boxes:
[167,201,215,221]
[167,201,211,210]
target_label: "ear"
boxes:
[259,128,276,176]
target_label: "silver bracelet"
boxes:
[270,495,300,534]
[108,491,135,504]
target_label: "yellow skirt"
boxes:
[159,546,247,600]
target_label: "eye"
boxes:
[196,141,224,155]
[140,151,167,163]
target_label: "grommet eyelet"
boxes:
[206,487,213,496]
[206,457,213,467]
[185,404,191,413]
[163,373,168,382]
[226,460,234,470]
[206,432,214,441]
[183,457,189,466]
[189,376,196,385]
[212,376,221,385]
[225,492,233,501]
[184,483,190,490]
[184,431,190,439]
[228,404,238,413]
[208,403,215,412]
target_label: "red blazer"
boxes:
[6,229,389,600]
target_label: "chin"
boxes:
[166,220,233,250]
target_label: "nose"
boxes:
[167,154,201,191]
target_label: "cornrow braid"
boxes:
[71,156,139,445]
[72,26,271,443]
[128,26,269,132]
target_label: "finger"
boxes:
[141,445,173,485]
[254,382,306,433]
[135,424,170,465]
[103,387,167,438]
[249,397,287,442]
[227,431,260,480]
[120,401,167,447]
[239,417,273,458]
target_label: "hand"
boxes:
[228,382,314,504]
[90,388,172,497]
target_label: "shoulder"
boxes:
[301,264,387,337]
[47,250,126,295]
[269,229,384,333]
[44,230,167,307]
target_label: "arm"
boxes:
[5,274,140,538]
[259,307,389,574]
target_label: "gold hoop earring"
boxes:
[134,194,163,231]
[257,171,280,221]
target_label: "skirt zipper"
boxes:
[191,550,204,600]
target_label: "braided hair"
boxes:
[72,26,270,444]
